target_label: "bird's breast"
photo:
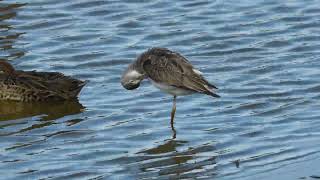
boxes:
[149,79,194,96]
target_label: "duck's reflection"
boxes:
[0,100,85,121]
[136,139,218,178]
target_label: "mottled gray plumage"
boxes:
[122,47,219,97]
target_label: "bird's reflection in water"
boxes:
[0,100,85,121]
[139,139,187,155]
[135,139,218,178]
[171,125,177,139]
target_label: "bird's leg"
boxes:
[170,95,177,139]
[170,96,177,131]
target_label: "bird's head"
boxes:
[121,64,145,90]
[0,60,16,75]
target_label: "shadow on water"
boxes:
[134,139,218,179]
[0,100,85,121]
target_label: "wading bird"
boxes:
[121,48,220,134]
[0,60,86,102]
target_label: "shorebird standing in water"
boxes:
[121,48,220,134]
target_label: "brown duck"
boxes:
[0,60,86,102]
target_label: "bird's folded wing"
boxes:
[142,54,217,96]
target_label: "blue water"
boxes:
[1,0,320,179]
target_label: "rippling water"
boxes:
[1,0,320,179]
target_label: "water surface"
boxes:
[1,0,320,179]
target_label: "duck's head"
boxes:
[0,60,16,75]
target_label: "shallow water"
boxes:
[1,0,320,179]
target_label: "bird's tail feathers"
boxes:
[206,90,220,98]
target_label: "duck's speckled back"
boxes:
[0,71,86,102]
